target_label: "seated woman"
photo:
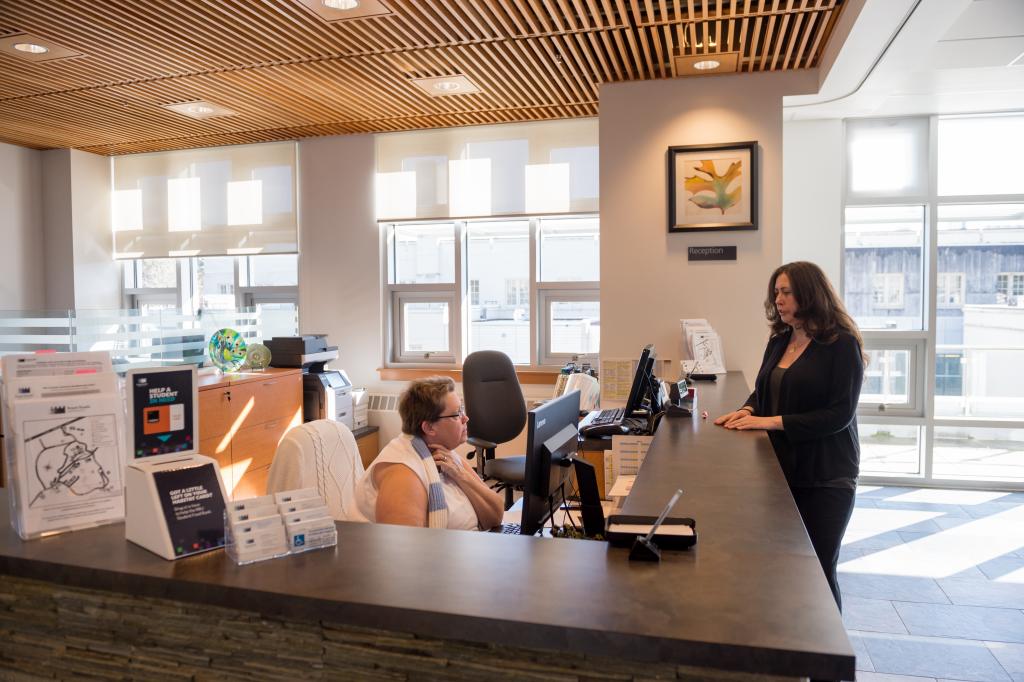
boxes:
[345,376,504,530]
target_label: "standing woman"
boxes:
[714,261,866,611]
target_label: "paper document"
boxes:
[599,359,634,402]
[608,475,636,499]
[602,436,653,497]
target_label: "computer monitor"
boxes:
[520,390,581,536]
[623,345,662,417]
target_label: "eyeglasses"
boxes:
[435,406,465,421]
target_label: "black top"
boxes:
[743,330,864,488]
[768,366,787,417]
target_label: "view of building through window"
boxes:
[387,215,599,365]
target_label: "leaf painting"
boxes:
[683,159,742,214]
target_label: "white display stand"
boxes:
[123,366,228,560]
[0,352,126,540]
[125,454,228,560]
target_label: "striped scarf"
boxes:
[411,436,449,529]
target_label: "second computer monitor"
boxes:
[520,390,581,536]
[623,345,661,417]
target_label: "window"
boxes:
[936,273,964,307]
[844,206,924,329]
[504,278,529,306]
[385,215,599,366]
[844,114,1024,486]
[123,255,299,338]
[871,273,905,309]
[996,273,1024,298]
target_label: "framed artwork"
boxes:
[667,141,758,233]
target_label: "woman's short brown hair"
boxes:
[398,376,456,436]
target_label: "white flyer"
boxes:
[4,380,125,538]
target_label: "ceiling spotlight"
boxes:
[693,60,721,71]
[433,81,462,92]
[13,42,48,54]
[411,74,481,96]
[322,0,359,9]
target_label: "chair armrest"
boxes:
[467,436,497,450]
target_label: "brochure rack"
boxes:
[0,352,127,540]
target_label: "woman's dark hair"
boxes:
[398,376,456,436]
[764,261,866,363]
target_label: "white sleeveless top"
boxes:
[344,434,480,531]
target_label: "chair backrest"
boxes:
[266,420,365,520]
[463,350,527,445]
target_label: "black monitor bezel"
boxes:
[521,390,581,536]
[623,345,660,417]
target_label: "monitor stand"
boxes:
[569,458,606,538]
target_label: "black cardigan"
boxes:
[742,330,864,488]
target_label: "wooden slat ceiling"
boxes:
[0,0,845,155]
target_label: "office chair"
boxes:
[266,420,364,520]
[462,350,528,510]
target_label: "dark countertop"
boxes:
[0,373,854,680]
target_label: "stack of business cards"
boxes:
[225,495,289,564]
[274,488,337,553]
[225,488,338,564]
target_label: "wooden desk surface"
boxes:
[0,372,854,680]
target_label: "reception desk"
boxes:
[0,372,855,681]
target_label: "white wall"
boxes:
[70,149,119,309]
[297,134,381,390]
[41,149,76,311]
[782,119,844,283]
[40,149,119,310]
[599,70,818,384]
[0,143,44,311]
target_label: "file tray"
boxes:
[606,515,697,550]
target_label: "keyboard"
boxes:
[589,408,625,426]
[498,523,521,534]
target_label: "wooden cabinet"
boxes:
[197,368,302,500]
[353,426,380,470]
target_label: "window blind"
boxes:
[111,141,297,259]
[376,118,599,221]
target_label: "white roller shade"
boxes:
[112,141,297,259]
[376,118,598,221]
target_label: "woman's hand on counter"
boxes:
[714,409,751,427]
[718,414,783,431]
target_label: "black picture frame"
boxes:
[667,141,758,233]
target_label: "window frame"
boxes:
[382,213,599,369]
[843,115,1024,490]
[536,286,600,367]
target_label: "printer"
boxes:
[265,335,354,429]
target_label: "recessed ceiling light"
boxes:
[296,0,390,21]
[0,33,81,61]
[693,60,721,71]
[13,42,48,54]
[673,52,739,76]
[162,100,237,119]
[411,75,481,97]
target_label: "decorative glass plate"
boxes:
[246,342,272,371]
[209,328,247,372]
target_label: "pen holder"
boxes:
[629,535,662,562]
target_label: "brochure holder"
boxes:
[1,352,126,540]
[123,366,228,560]
[125,455,228,560]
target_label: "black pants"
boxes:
[791,486,856,612]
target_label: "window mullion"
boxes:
[529,217,538,367]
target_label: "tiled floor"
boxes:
[841,486,1024,682]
